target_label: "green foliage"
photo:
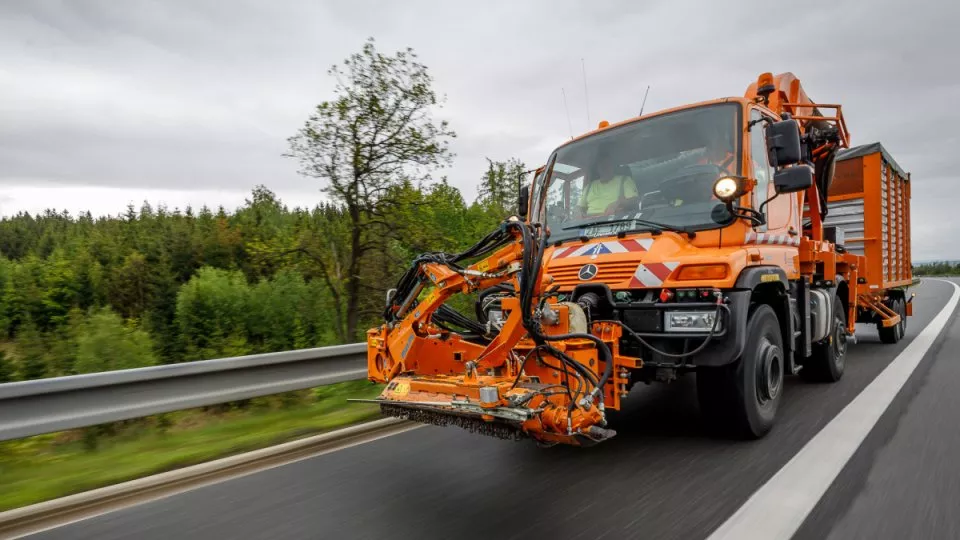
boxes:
[14,319,47,380]
[0,174,511,380]
[0,351,12,383]
[74,308,157,374]
[175,268,252,361]
[478,157,527,217]
[913,262,960,276]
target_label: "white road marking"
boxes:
[708,279,960,540]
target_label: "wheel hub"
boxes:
[833,316,847,360]
[757,340,783,403]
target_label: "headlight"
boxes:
[664,310,722,332]
[713,176,743,202]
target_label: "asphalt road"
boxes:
[28,279,959,540]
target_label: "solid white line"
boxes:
[708,279,960,540]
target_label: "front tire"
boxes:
[801,293,847,382]
[697,304,783,439]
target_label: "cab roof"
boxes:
[558,97,748,149]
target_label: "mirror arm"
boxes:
[747,116,772,130]
[758,192,779,216]
[725,202,766,227]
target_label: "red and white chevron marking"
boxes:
[628,262,679,287]
[552,238,655,259]
[745,232,800,247]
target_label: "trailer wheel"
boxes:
[697,304,782,439]
[877,297,905,344]
[801,293,847,382]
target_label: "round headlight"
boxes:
[713,177,741,202]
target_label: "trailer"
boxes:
[828,143,913,342]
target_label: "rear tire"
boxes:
[801,293,847,382]
[697,304,783,439]
[877,297,904,344]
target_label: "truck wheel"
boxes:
[697,304,783,439]
[801,293,847,382]
[877,297,904,344]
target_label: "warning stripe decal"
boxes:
[745,232,800,247]
[628,262,680,287]
[553,238,653,259]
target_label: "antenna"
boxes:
[639,85,651,117]
[561,88,574,138]
[581,58,591,128]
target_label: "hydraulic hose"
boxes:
[507,218,614,414]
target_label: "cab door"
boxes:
[749,109,798,236]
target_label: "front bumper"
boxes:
[614,290,751,367]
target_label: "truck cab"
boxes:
[535,98,797,354]
[527,94,855,437]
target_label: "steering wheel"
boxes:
[659,164,724,204]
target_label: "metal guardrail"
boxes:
[0,343,368,442]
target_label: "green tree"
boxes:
[74,308,157,374]
[174,267,251,360]
[287,38,455,342]
[14,319,47,380]
[109,251,150,319]
[0,350,13,383]
[0,257,10,336]
[478,157,526,216]
[247,270,309,353]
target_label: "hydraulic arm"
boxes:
[363,219,618,446]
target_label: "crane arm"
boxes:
[746,72,851,239]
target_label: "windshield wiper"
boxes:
[562,217,694,237]
[562,217,638,231]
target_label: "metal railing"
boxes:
[0,343,368,442]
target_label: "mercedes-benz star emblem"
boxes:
[578,264,598,281]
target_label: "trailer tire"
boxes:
[878,297,905,344]
[802,293,847,382]
[697,304,782,439]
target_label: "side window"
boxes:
[749,110,775,228]
[545,174,585,224]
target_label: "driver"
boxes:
[578,147,639,216]
[664,132,736,207]
[695,130,736,174]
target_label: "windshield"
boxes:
[535,103,741,242]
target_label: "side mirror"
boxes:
[766,119,802,167]
[518,183,530,220]
[774,165,814,194]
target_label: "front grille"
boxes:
[548,261,637,289]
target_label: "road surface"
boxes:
[26,278,960,540]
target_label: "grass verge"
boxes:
[0,379,384,512]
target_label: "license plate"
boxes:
[583,221,634,237]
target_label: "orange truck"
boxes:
[363,72,913,446]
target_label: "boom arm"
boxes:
[745,72,850,241]
[365,219,616,446]
[372,221,536,383]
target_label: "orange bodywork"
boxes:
[365,72,909,446]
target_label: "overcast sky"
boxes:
[1,0,957,259]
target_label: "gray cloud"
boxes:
[1,0,958,259]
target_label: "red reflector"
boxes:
[659,289,673,303]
